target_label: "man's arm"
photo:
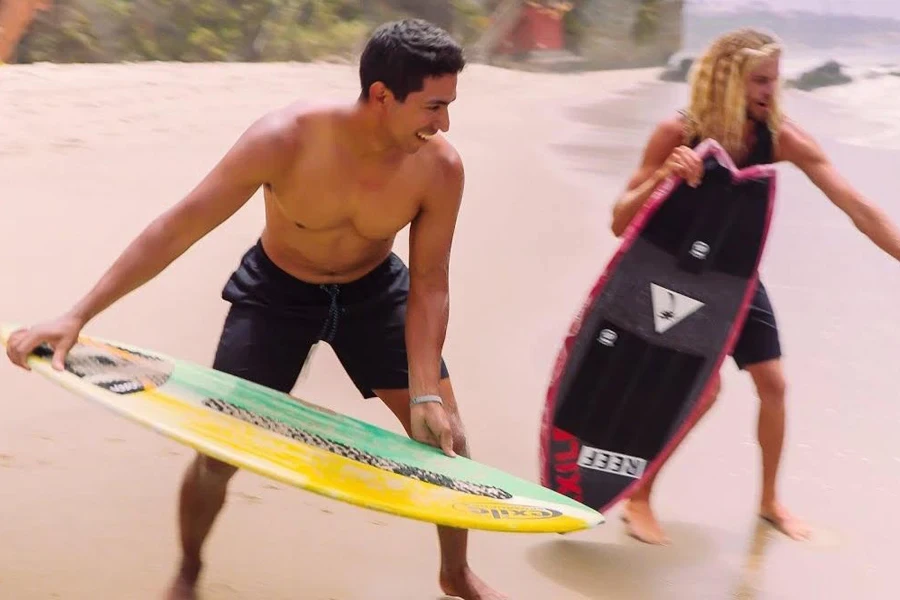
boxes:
[6,111,295,371]
[66,112,295,326]
[405,147,465,402]
[779,122,900,262]
[611,118,696,237]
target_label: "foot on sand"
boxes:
[440,565,508,600]
[760,502,811,541]
[164,580,196,600]
[164,561,200,600]
[621,499,670,545]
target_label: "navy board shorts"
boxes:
[211,239,449,399]
[730,280,782,370]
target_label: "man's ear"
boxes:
[368,81,393,106]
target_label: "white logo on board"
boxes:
[689,240,710,259]
[597,329,617,347]
[650,283,704,334]
[577,446,647,479]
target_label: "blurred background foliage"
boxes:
[15,0,493,63]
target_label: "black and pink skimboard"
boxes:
[540,138,777,514]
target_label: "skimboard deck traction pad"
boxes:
[540,138,777,513]
[1,325,603,533]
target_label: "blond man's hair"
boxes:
[683,28,784,161]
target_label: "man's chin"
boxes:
[748,105,772,122]
[745,112,763,124]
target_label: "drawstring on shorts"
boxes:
[317,283,341,343]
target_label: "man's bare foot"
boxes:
[622,499,670,545]
[760,502,810,541]
[440,565,507,600]
[164,561,200,600]
[164,579,196,600]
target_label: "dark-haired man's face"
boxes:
[385,74,458,153]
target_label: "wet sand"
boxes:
[1,62,898,599]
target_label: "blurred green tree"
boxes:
[15,0,490,64]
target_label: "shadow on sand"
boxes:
[525,517,790,600]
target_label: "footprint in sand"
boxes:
[235,492,262,504]
[52,137,85,149]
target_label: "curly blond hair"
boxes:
[683,28,784,162]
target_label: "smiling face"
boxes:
[379,73,457,153]
[745,56,780,122]
[357,20,465,154]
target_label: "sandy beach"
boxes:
[2,59,899,599]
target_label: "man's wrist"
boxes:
[410,394,443,407]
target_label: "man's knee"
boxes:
[748,360,787,405]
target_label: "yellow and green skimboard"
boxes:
[1,323,603,533]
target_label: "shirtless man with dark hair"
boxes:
[6,18,506,600]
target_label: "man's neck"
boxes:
[341,102,405,164]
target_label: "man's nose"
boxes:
[436,109,450,132]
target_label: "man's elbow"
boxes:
[850,201,884,236]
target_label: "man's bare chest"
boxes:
[265,162,425,241]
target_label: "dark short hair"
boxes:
[359,19,466,102]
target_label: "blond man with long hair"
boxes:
[611,28,900,545]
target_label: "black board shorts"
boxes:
[211,239,450,399]
[730,280,782,370]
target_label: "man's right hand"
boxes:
[661,145,704,187]
[5,313,85,372]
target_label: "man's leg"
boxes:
[745,358,810,540]
[374,380,507,600]
[622,374,722,545]
[622,280,772,544]
[731,282,809,540]
[167,455,238,600]
[329,253,503,599]
[166,304,314,599]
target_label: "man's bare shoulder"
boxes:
[656,116,688,142]
[250,102,336,153]
[424,135,464,186]
[416,136,464,211]
[643,116,687,157]
[774,117,822,165]
[630,116,685,170]
[237,102,346,181]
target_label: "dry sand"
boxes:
[1,61,899,599]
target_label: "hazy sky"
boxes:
[688,0,900,20]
